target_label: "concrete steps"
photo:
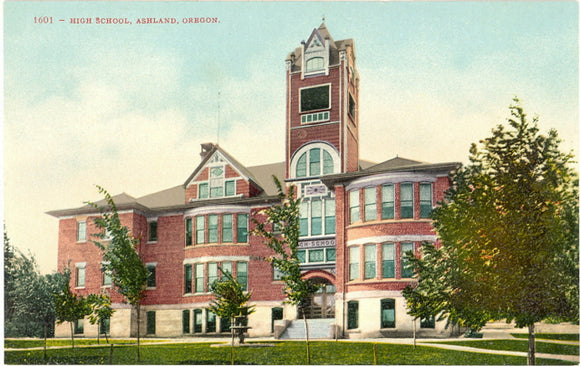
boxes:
[280,318,335,340]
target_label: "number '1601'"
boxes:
[34,16,53,24]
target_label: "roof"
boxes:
[320,156,461,188]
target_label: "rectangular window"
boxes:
[102,268,112,287]
[221,262,232,276]
[308,249,325,263]
[185,218,192,246]
[420,183,433,218]
[220,316,231,333]
[76,265,85,287]
[182,310,190,334]
[349,190,360,223]
[225,181,236,196]
[297,250,306,264]
[208,262,218,288]
[237,214,248,243]
[401,242,415,278]
[347,301,358,329]
[300,84,330,113]
[222,214,233,243]
[146,264,156,288]
[400,183,414,219]
[326,248,336,262]
[206,311,216,333]
[381,184,395,220]
[100,317,110,335]
[184,264,192,294]
[196,216,205,244]
[348,93,356,118]
[421,315,435,329]
[208,214,218,243]
[195,263,204,293]
[77,221,86,242]
[146,311,156,335]
[193,309,203,333]
[273,266,283,281]
[381,299,396,328]
[324,199,335,235]
[364,245,376,279]
[237,262,248,291]
[382,243,395,278]
[311,199,322,236]
[148,221,158,242]
[349,246,360,281]
[309,148,321,176]
[299,201,309,237]
[74,319,84,334]
[364,187,377,221]
[199,183,209,199]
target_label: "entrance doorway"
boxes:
[300,278,336,319]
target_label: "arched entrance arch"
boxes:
[299,276,336,319]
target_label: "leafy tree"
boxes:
[405,99,578,365]
[252,176,319,364]
[54,268,92,349]
[89,185,148,361]
[208,268,255,361]
[87,293,115,344]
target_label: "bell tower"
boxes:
[285,23,360,180]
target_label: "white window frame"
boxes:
[298,83,331,114]
[290,143,339,179]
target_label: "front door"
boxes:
[301,278,336,319]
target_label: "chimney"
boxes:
[200,143,215,159]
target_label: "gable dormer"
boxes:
[302,26,330,78]
[184,144,264,202]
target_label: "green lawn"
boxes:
[4,338,162,349]
[4,341,576,365]
[511,333,579,341]
[434,339,579,356]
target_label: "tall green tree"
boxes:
[252,176,319,364]
[54,268,92,349]
[405,99,578,365]
[87,293,115,344]
[89,185,148,361]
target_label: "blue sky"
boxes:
[4,1,578,273]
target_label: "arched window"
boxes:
[295,147,335,178]
[306,57,324,72]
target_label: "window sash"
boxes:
[310,199,322,236]
[420,183,433,218]
[381,299,396,328]
[237,262,248,291]
[182,310,190,334]
[323,150,334,175]
[193,309,203,333]
[401,242,415,278]
[146,311,156,334]
[184,264,192,294]
[400,183,414,218]
[347,301,359,329]
[309,148,321,176]
[206,311,217,333]
[382,184,395,219]
[148,221,158,242]
[364,245,376,279]
[199,183,208,199]
[185,218,192,246]
[349,190,360,223]
[221,262,232,276]
[76,267,85,287]
[296,153,307,177]
[77,221,86,242]
[364,187,377,221]
[146,265,156,288]
[196,216,205,244]
[208,215,218,243]
[237,214,248,243]
[349,246,360,281]
[208,262,218,287]
[222,214,233,243]
[382,244,395,278]
[195,263,204,293]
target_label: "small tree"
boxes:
[87,293,115,344]
[252,176,319,364]
[54,269,91,349]
[89,186,148,361]
[208,269,255,347]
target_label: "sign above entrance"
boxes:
[299,238,335,249]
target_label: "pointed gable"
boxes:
[184,143,265,203]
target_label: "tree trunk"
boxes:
[97,320,101,345]
[70,322,75,349]
[43,322,48,361]
[527,323,536,366]
[302,311,311,365]
[136,304,141,362]
[413,318,417,349]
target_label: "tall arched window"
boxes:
[294,147,336,178]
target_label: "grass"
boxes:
[510,333,579,341]
[4,338,163,349]
[4,340,576,365]
[434,339,579,356]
